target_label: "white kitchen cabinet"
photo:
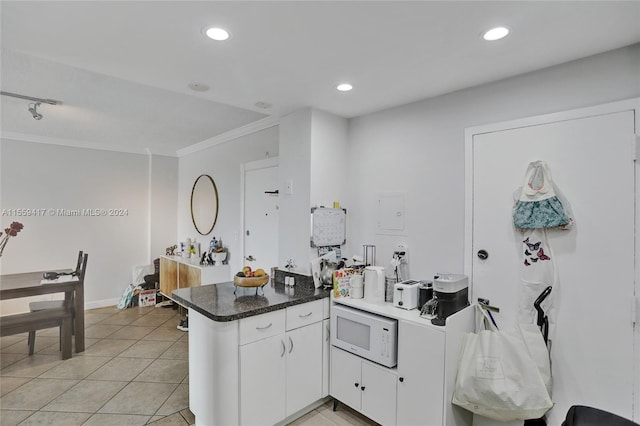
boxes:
[240,334,286,426]
[397,320,446,426]
[329,297,474,426]
[330,345,362,410]
[361,362,397,426]
[286,321,323,416]
[239,299,324,425]
[322,318,330,397]
[330,346,397,426]
[188,296,328,426]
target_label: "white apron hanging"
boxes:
[517,228,557,329]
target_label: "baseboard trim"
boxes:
[85,298,120,310]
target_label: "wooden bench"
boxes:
[0,307,73,359]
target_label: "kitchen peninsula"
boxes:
[172,279,331,426]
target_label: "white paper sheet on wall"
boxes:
[311,207,346,247]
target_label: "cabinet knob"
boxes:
[399,377,404,382]
[361,386,366,391]
[477,249,489,260]
[354,382,359,388]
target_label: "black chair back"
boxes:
[562,405,638,426]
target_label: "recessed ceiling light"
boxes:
[204,27,230,41]
[255,101,272,109]
[483,26,509,41]
[188,83,210,92]
[337,83,353,92]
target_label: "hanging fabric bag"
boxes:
[452,306,553,422]
[513,161,572,230]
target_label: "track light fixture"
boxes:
[1,91,62,121]
[28,102,43,120]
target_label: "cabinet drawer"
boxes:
[286,299,323,331]
[240,310,286,345]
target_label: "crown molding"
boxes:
[0,131,178,156]
[1,115,280,157]
[176,115,280,157]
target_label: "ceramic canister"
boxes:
[349,274,364,299]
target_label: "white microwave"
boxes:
[331,303,398,367]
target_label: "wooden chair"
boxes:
[27,251,88,355]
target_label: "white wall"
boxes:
[177,125,279,276]
[310,109,349,208]
[149,154,178,260]
[0,139,177,312]
[277,109,312,272]
[346,43,640,280]
[278,108,349,274]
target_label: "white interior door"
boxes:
[468,106,636,424]
[243,159,279,272]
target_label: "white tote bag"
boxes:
[452,307,553,421]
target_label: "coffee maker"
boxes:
[431,274,469,326]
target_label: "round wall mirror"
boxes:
[191,174,219,235]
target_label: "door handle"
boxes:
[288,336,294,353]
[281,339,285,357]
[256,323,272,330]
[298,312,312,318]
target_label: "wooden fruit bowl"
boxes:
[233,275,269,288]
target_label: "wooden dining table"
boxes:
[0,270,85,353]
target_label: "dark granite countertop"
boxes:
[171,281,331,322]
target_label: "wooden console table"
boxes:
[160,255,230,302]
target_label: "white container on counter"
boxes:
[363,266,385,303]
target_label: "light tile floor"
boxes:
[1,304,377,426]
[1,305,192,426]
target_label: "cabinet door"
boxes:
[178,263,201,288]
[397,321,445,426]
[330,347,362,410]
[240,334,286,426]
[322,319,330,397]
[361,362,397,426]
[159,257,177,296]
[286,322,323,416]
